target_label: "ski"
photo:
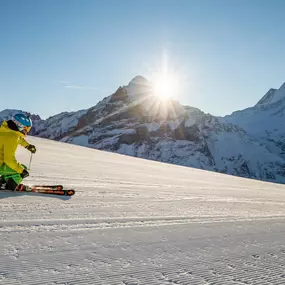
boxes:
[30,185,63,190]
[16,184,75,196]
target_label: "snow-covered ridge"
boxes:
[222,81,285,160]
[36,109,88,140]
[1,77,285,184]
[256,82,285,106]
[255,88,277,106]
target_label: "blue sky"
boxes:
[1,0,285,119]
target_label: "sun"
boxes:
[152,72,179,101]
[147,50,186,102]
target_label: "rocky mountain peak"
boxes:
[128,75,149,86]
[255,88,277,106]
[255,82,285,107]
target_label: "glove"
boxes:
[21,169,29,179]
[26,144,37,154]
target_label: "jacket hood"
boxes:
[1,120,25,138]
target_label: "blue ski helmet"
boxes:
[12,113,32,135]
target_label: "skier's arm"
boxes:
[19,137,36,153]
[3,137,24,173]
[19,137,29,148]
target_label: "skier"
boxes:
[0,113,37,190]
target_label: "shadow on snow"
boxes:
[0,190,72,201]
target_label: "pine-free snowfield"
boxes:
[1,137,285,285]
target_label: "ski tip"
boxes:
[65,189,75,196]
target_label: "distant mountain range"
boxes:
[2,76,285,184]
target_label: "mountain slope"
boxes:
[1,77,285,184]
[1,136,285,284]
[59,78,285,184]
[222,82,285,159]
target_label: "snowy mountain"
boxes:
[1,77,285,184]
[33,109,88,140]
[222,82,285,159]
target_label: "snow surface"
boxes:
[1,137,285,284]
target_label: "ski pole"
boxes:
[28,153,33,171]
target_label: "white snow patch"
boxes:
[1,137,285,284]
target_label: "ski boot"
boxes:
[4,178,18,191]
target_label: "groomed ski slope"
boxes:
[1,137,285,285]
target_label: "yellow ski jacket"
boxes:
[0,121,30,173]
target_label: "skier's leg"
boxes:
[5,178,18,191]
[0,163,8,187]
[4,173,22,190]
[0,175,6,188]
[0,164,26,191]
[0,163,17,181]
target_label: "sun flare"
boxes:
[152,73,179,101]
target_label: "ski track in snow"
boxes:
[1,137,285,284]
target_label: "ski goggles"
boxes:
[20,125,32,135]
